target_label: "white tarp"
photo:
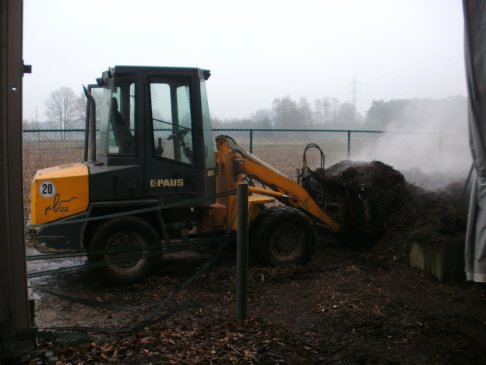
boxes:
[464,0,486,282]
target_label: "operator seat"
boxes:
[110,97,135,154]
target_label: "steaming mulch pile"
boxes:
[28,161,486,365]
[325,160,406,216]
[324,160,469,267]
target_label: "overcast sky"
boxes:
[23,0,465,122]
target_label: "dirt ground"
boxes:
[26,163,486,365]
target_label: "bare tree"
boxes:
[272,96,314,128]
[298,97,314,126]
[272,96,301,128]
[313,97,339,125]
[45,87,77,132]
[334,102,361,128]
[73,92,87,128]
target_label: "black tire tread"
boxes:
[252,205,316,266]
[87,216,160,284]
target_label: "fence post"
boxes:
[347,130,351,158]
[249,129,253,153]
[236,182,248,320]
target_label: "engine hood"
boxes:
[30,162,89,225]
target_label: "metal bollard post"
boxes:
[347,130,351,158]
[236,182,248,320]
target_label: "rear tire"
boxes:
[253,206,316,266]
[87,216,160,284]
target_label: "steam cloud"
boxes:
[355,97,470,190]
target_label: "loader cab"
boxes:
[90,66,216,205]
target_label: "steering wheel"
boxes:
[167,128,190,141]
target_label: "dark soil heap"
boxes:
[323,160,469,266]
[325,160,406,216]
[372,181,469,266]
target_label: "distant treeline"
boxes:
[212,95,467,131]
[24,86,467,132]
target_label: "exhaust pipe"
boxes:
[83,86,96,163]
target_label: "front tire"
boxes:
[87,216,160,284]
[253,206,316,266]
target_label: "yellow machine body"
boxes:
[212,135,342,233]
[30,163,89,225]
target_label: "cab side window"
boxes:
[108,81,136,155]
[150,81,194,165]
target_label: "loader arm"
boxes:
[215,135,341,232]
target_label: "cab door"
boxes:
[143,75,200,203]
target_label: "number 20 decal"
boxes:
[39,181,56,198]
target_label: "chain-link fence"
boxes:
[212,129,385,178]
[22,127,469,214]
[22,128,380,187]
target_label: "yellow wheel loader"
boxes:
[28,66,383,284]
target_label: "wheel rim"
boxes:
[104,230,145,272]
[269,222,306,264]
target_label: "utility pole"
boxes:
[0,0,35,360]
